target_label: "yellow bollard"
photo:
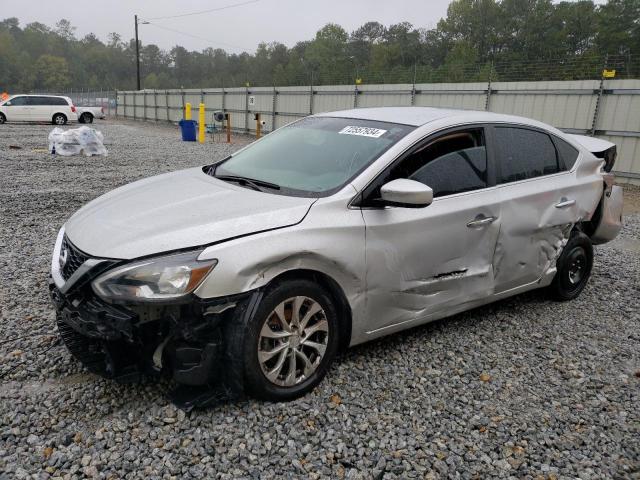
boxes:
[185,102,192,120]
[198,103,205,144]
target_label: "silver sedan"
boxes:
[50,107,623,404]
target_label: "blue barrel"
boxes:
[179,120,197,141]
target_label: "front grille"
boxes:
[60,236,90,281]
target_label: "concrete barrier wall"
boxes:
[116,79,640,183]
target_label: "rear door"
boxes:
[28,96,51,121]
[360,126,502,335]
[491,125,586,293]
[4,96,30,121]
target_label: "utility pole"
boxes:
[135,15,141,91]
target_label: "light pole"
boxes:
[134,15,149,91]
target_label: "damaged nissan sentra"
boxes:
[50,107,623,405]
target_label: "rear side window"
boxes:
[495,127,559,183]
[52,97,69,106]
[28,96,49,106]
[554,137,579,170]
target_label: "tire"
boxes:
[0,113,5,124]
[81,112,93,124]
[549,231,593,301]
[225,279,340,401]
[52,113,67,125]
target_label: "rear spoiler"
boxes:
[567,134,617,172]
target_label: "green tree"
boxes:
[34,54,71,90]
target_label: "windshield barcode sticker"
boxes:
[338,126,387,138]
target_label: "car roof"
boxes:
[10,94,68,98]
[315,106,555,131]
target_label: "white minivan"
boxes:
[0,94,78,125]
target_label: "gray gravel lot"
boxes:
[0,120,639,479]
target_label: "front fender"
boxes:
[192,203,366,316]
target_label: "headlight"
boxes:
[92,250,217,302]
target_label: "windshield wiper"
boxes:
[214,174,281,191]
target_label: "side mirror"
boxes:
[379,179,433,208]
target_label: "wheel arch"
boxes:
[52,112,67,122]
[266,268,352,352]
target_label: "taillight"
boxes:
[71,105,76,113]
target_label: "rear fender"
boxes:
[589,184,623,245]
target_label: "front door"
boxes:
[4,96,30,121]
[359,126,501,336]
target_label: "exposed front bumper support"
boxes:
[50,278,256,408]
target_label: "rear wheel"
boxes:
[52,113,67,125]
[80,112,93,124]
[550,231,593,301]
[226,279,340,401]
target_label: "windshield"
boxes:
[212,116,414,196]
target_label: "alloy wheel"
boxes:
[257,296,329,387]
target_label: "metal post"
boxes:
[134,15,141,91]
[353,84,358,109]
[309,72,314,115]
[143,90,147,120]
[272,86,277,131]
[113,89,117,118]
[590,55,608,136]
[411,63,417,106]
[166,90,170,123]
[154,90,158,121]
[245,85,249,133]
[485,61,493,111]
[181,89,185,120]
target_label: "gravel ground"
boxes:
[0,120,638,479]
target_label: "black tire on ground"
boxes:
[225,279,340,401]
[0,113,5,124]
[52,113,67,125]
[81,112,93,124]
[549,231,593,301]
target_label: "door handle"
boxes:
[466,216,496,228]
[555,199,576,209]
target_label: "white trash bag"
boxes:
[48,126,108,157]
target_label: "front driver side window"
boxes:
[8,96,27,106]
[363,128,487,204]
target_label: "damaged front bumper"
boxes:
[49,278,250,390]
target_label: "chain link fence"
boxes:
[28,54,640,182]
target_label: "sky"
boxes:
[1,0,453,53]
[2,0,609,54]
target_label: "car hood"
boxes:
[64,167,316,259]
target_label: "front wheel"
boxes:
[226,279,340,401]
[52,113,67,125]
[0,113,5,124]
[549,231,593,301]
